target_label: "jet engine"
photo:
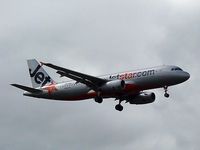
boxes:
[129,92,155,104]
[100,80,125,93]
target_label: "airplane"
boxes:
[11,59,190,111]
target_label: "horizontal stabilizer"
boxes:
[11,84,42,93]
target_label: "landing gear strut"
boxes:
[115,100,123,111]
[164,86,169,98]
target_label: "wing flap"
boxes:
[56,70,97,89]
[42,62,107,90]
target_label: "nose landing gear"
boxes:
[164,93,169,98]
[164,86,170,98]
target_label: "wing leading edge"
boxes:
[41,62,108,91]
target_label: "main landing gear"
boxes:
[94,91,103,103]
[94,91,124,111]
[115,104,123,111]
[94,96,103,103]
[164,86,170,98]
[94,96,124,111]
[115,100,123,111]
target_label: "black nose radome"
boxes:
[182,72,190,81]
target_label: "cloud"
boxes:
[0,0,199,150]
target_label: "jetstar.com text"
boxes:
[109,70,155,80]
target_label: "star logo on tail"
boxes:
[44,84,57,95]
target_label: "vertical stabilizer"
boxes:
[27,59,55,88]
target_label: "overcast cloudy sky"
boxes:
[1,0,200,149]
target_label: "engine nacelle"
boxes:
[100,80,125,93]
[129,92,155,104]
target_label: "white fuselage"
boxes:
[24,65,190,101]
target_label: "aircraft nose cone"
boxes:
[182,72,190,81]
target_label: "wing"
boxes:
[41,62,107,91]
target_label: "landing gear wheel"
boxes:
[94,97,103,103]
[164,86,170,98]
[115,104,123,111]
[164,93,169,98]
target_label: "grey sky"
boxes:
[1,0,200,149]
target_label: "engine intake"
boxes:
[100,80,125,93]
[129,92,155,104]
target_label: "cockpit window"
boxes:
[171,67,182,71]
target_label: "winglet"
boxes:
[40,61,44,66]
